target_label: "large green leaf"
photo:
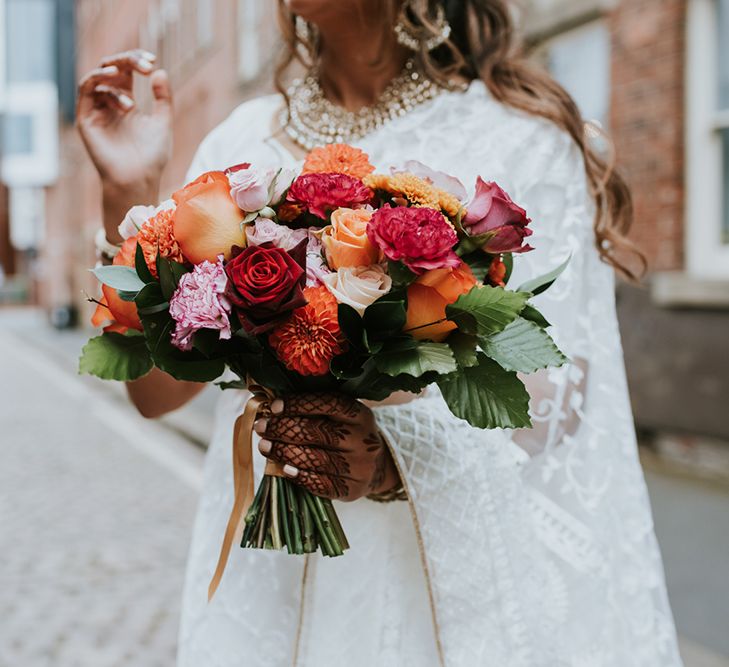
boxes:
[337,303,365,348]
[517,255,570,296]
[481,317,568,373]
[363,291,407,339]
[447,332,479,368]
[520,304,551,329]
[91,265,146,292]
[374,341,457,377]
[437,354,532,429]
[135,242,155,284]
[446,285,528,336]
[386,260,417,288]
[79,331,153,381]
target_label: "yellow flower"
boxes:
[363,172,464,219]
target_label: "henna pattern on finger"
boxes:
[283,394,361,420]
[296,470,350,499]
[269,441,352,476]
[265,417,351,448]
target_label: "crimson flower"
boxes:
[367,205,460,274]
[286,172,373,220]
[224,240,307,334]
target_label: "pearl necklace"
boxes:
[281,60,443,151]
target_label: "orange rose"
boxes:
[321,207,380,269]
[405,262,477,342]
[91,237,143,332]
[172,171,245,264]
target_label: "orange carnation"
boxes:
[268,286,346,376]
[91,237,143,333]
[405,262,477,342]
[302,144,375,180]
[137,208,185,278]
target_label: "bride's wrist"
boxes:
[101,178,160,243]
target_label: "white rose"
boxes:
[118,199,175,239]
[321,265,392,315]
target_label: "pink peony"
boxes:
[169,256,232,351]
[246,217,308,251]
[464,178,534,254]
[286,173,373,220]
[367,205,460,274]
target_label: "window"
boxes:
[537,20,611,128]
[686,0,729,277]
[238,0,262,83]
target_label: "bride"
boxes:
[77,1,684,665]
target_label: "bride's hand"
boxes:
[254,393,400,502]
[76,50,173,221]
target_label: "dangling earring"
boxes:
[395,2,452,52]
[294,14,320,58]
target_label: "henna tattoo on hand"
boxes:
[295,470,350,499]
[269,441,352,476]
[264,416,351,448]
[282,393,361,420]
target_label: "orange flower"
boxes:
[172,171,245,264]
[487,256,507,287]
[302,144,375,180]
[137,208,185,278]
[405,262,477,342]
[321,207,380,269]
[277,202,304,223]
[91,237,143,332]
[268,286,346,376]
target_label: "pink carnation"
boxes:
[367,205,460,274]
[169,256,232,351]
[286,173,373,219]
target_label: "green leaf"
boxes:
[158,257,177,301]
[481,318,568,373]
[91,265,146,292]
[446,285,528,336]
[135,282,168,315]
[79,331,153,381]
[462,252,492,282]
[520,304,551,329]
[337,303,365,348]
[502,253,514,285]
[340,358,436,401]
[437,354,532,429]
[387,260,417,288]
[447,332,479,368]
[117,290,138,302]
[374,341,457,377]
[517,255,571,296]
[456,231,496,256]
[135,242,155,284]
[363,291,407,339]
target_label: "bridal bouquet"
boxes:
[81,144,567,595]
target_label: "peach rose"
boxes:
[405,262,477,342]
[172,171,245,264]
[321,207,380,269]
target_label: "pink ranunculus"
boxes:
[246,217,308,251]
[169,256,232,351]
[464,178,534,254]
[392,161,467,201]
[367,205,460,274]
[286,173,373,220]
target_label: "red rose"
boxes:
[224,240,307,334]
[463,178,533,254]
[286,172,373,219]
[367,205,460,274]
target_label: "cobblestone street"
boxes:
[0,313,203,667]
[0,308,728,667]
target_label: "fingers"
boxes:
[93,85,135,113]
[150,69,173,115]
[99,49,156,75]
[285,467,350,500]
[77,65,121,115]
[255,416,351,448]
[260,440,352,476]
[270,393,363,423]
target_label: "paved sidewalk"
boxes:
[0,321,204,667]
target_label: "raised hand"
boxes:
[254,393,400,502]
[77,49,173,239]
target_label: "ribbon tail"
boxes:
[208,394,265,602]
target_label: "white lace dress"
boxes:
[177,82,683,667]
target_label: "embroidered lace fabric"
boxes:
[177,84,683,667]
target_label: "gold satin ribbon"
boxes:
[208,383,282,601]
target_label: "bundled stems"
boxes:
[241,474,349,557]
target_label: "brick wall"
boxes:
[609,0,687,271]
